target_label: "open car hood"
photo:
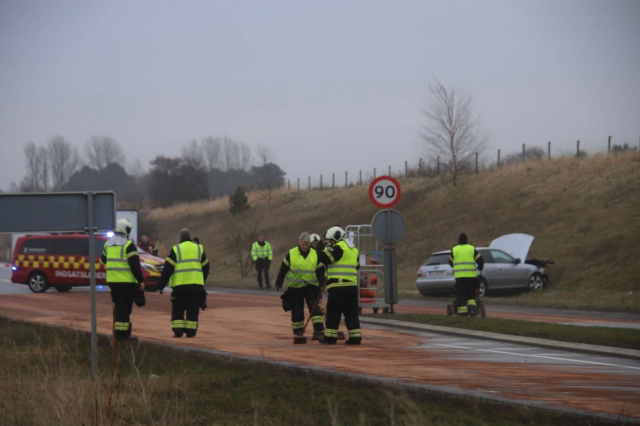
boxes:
[489,234,534,262]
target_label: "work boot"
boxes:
[345,338,362,345]
[185,330,197,338]
[318,336,337,345]
[173,329,184,338]
[468,305,478,317]
[293,329,304,336]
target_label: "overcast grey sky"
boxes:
[1,0,639,190]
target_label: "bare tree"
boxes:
[421,78,489,186]
[181,140,205,169]
[222,136,239,171]
[49,136,80,189]
[21,142,49,192]
[200,136,222,170]
[223,216,261,277]
[240,141,253,171]
[84,136,124,169]
[127,158,146,179]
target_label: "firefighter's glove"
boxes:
[276,284,282,292]
[280,290,292,312]
[134,290,146,308]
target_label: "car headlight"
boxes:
[140,262,157,272]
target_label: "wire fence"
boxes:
[284,136,640,191]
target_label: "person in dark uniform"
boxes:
[316,226,362,345]
[275,232,325,336]
[101,218,145,341]
[158,228,210,338]
[449,233,484,316]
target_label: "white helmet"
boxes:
[310,234,321,244]
[115,218,133,236]
[324,226,345,242]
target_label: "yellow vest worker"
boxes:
[317,226,362,345]
[274,232,326,336]
[159,229,210,338]
[252,234,273,289]
[100,218,145,341]
[449,233,485,316]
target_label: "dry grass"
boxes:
[147,153,640,311]
[0,318,618,426]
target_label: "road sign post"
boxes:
[369,177,405,313]
[0,192,116,380]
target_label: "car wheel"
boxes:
[529,273,544,291]
[54,285,72,293]
[478,277,488,298]
[28,272,49,293]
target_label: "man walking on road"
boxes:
[101,218,145,341]
[449,233,484,317]
[159,228,210,338]
[275,232,326,336]
[252,233,273,289]
[317,226,362,345]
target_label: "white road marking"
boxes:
[433,343,640,371]
[532,353,584,357]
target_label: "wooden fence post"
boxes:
[437,156,440,175]
[548,141,551,160]
[475,152,478,174]
[522,144,526,163]
[359,170,362,185]
[308,176,311,190]
[405,161,408,177]
[419,158,422,176]
[498,149,501,168]
[320,174,323,190]
[332,173,335,189]
[345,171,348,187]
[577,140,580,157]
[608,136,611,153]
[297,178,300,192]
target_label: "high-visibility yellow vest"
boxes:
[451,244,480,279]
[287,247,319,288]
[326,240,359,289]
[105,240,137,284]
[169,241,205,287]
[251,241,272,261]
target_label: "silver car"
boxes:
[416,234,548,297]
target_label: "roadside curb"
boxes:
[359,317,640,360]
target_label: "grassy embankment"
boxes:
[0,317,619,426]
[364,314,640,350]
[145,153,639,312]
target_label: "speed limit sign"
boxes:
[369,176,401,209]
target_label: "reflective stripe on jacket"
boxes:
[450,244,480,279]
[287,247,319,288]
[251,241,273,261]
[105,240,137,284]
[169,241,205,287]
[326,240,359,289]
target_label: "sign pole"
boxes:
[86,192,99,380]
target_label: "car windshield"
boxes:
[424,253,449,266]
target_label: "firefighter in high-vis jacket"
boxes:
[101,218,145,341]
[251,233,273,289]
[275,232,326,336]
[449,233,485,316]
[317,226,362,345]
[159,228,210,338]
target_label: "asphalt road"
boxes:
[0,281,638,421]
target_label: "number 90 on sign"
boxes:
[368,176,401,209]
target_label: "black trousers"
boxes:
[289,285,324,333]
[110,284,136,338]
[171,292,204,337]
[324,286,362,340]
[255,259,271,287]
[455,278,479,314]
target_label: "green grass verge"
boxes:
[0,317,619,425]
[364,314,640,350]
